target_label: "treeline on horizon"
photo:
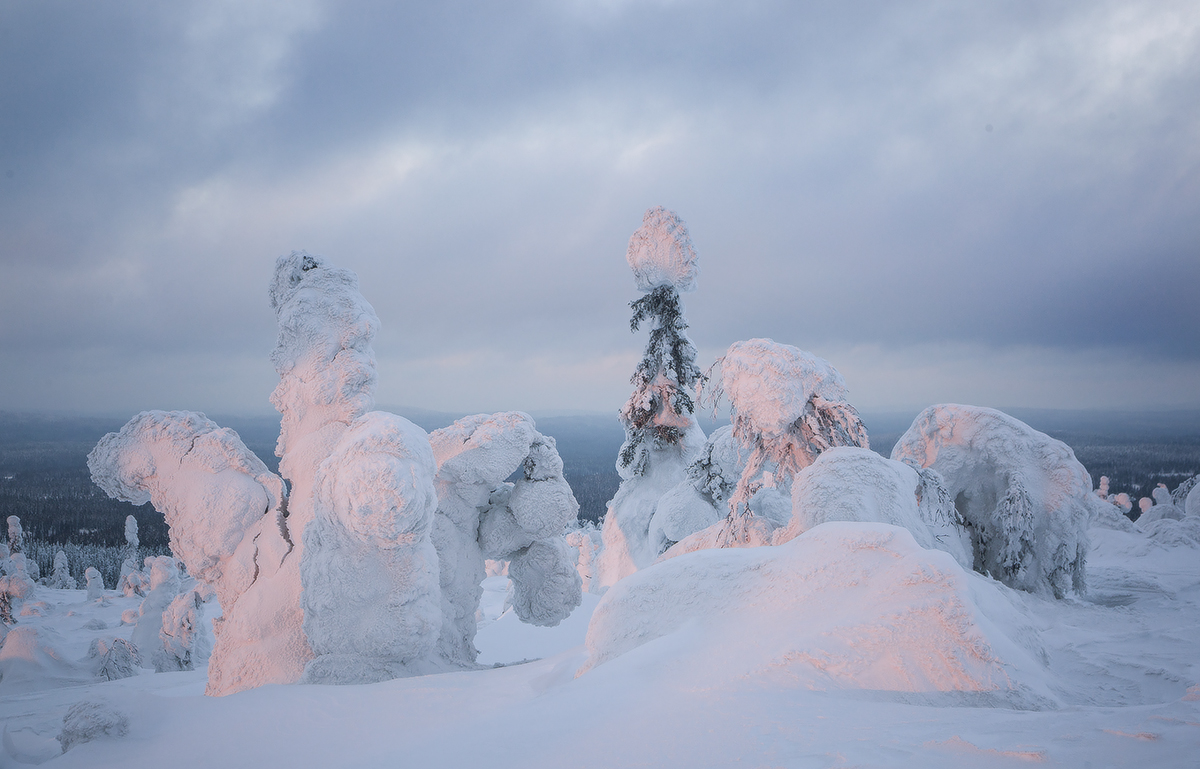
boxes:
[2,410,1199,552]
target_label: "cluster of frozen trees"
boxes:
[88,252,582,695]
[587,207,1102,602]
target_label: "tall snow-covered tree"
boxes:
[598,207,707,585]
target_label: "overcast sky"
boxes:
[2,0,1198,419]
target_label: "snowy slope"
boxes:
[2,522,1199,768]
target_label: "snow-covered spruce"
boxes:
[118,515,140,594]
[48,550,77,590]
[84,567,105,601]
[129,556,181,668]
[7,515,24,554]
[430,412,582,666]
[773,447,972,569]
[891,404,1093,599]
[156,587,213,672]
[647,425,743,557]
[665,339,869,554]
[300,412,442,684]
[600,207,707,586]
[87,409,295,695]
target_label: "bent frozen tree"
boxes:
[300,412,442,684]
[599,207,707,586]
[891,404,1092,598]
[87,409,294,694]
[668,339,869,554]
[430,412,581,666]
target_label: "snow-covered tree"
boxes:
[300,412,443,684]
[49,550,77,589]
[599,207,707,586]
[430,412,582,665]
[88,409,293,694]
[92,637,140,681]
[156,587,212,673]
[7,515,23,554]
[891,404,1092,599]
[677,339,869,550]
[118,515,140,593]
[85,567,105,601]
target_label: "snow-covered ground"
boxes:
[2,525,1198,768]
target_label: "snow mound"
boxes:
[891,405,1091,599]
[776,447,972,568]
[0,626,88,694]
[626,206,699,293]
[581,522,1055,709]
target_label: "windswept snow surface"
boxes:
[3,514,1200,767]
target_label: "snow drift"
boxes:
[581,522,1055,709]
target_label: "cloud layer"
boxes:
[2,0,1198,415]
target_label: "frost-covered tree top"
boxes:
[703,338,868,517]
[269,250,381,465]
[626,206,699,294]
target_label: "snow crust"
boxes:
[625,206,699,293]
[891,404,1092,598]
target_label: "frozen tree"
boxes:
[7,515,23,554]
[118,515,140,592]
[48,550,77,589]
[599,207,708,586]
[430,412,582,665]
[647,425,743,557]
[0,542,35,623]
[88,409,295,694]
[5,516,39,582]
[1187,480,1200,518]
[1095,476,1110,498]
[891,404,1092,599]
[130,556,181,664]
[300,412,443,684]
[91,637,141,681]
[672,339,868,551]
[85,567,105,600]
[156,588,212,672]
[1171,475,1198,511]
[1138,484,1184,523]
[771,447,972,568]
[565,522,604,594]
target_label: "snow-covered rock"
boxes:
[891,404,1091,598]
[581,522,1055,709]
[300,412,442,684]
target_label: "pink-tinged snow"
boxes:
[625,206,699,293]
[3,522,1200,768]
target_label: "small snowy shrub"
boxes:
[57,701,129,753]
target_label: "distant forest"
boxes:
[3,409,1199,554]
